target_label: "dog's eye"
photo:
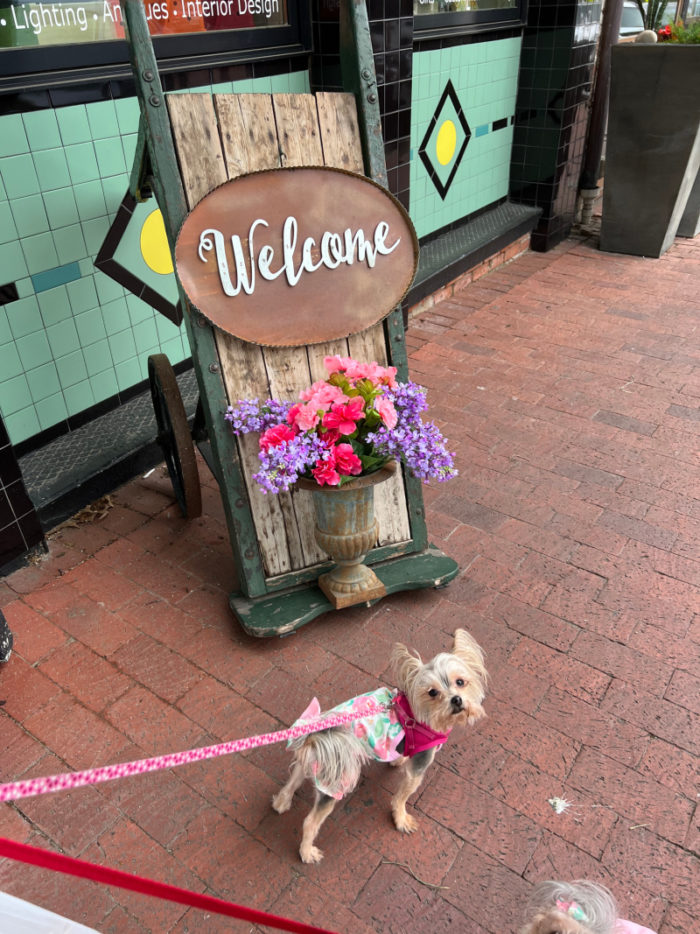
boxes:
[428,688,439,698]
[456,679,465,687]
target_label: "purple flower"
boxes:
[224,399,293,436]
[252,432,329,493]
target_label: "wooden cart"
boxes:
[122,0,458,637]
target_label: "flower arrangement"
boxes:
[658,20,700,42]
[224,356,457,493]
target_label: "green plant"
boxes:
[659,20,700,42]
[633,0,669,31]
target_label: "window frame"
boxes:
[0,0,309,85]
[413,0,528,40]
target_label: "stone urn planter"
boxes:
[297,461,397,610]
[600,43,700,257]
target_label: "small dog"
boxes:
[272,628,487,863]
[520,880,657,934]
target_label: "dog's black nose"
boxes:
[450,695,463,709]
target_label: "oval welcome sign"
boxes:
[175,166,419,347]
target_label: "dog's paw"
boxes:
[271,792,291,814]
[300,845,324,864]
[393,810,418,834]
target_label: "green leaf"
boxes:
[359,453,390,472]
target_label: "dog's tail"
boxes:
[291,727,371,798]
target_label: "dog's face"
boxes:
[391,629,488,734]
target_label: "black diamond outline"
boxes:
[418,79,471,201]
[94,190,183,327]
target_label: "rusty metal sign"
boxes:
[174,166,419,346]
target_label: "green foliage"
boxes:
[633,0,669,31]
[671,20,700,42]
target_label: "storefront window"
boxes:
[0,0,288,51]
[414,0,516,14]
[0,0,305,85]
[413,0,524,36]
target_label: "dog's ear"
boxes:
[391,642,423,691]
[452,630,488,682]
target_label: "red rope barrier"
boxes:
[0,838,339,934]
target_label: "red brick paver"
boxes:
[1,231,699,933]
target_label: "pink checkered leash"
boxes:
[0,697,387,803]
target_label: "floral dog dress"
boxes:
[292,686,450,798]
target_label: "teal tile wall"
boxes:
[0,69,310,446]
[410,37,522,239]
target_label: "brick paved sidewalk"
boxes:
[1,231,698,934]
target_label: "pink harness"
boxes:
[393,693,450,757]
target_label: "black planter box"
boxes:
[601,44,700,258]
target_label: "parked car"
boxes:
[620,1,645,37]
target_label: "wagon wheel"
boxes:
[148,353,202,519]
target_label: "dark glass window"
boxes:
[413,0,526,36]
[0,0,288,51]
[0,0,307,84]
[415,0,517,14]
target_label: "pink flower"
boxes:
[378,365,398,389]
[375,396,398,429]
[344,360,374,382]
[320,427,340,446]
[323,355,351,375]
[323,355,397,389]
[306,390,343,412]
[259,424,296,451]
[334,443,362,476]
[312,455,341,486]
[287,402,320,432]
[322,396,365,435]
[299,381,347,406]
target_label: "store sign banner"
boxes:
[175,166,419,347]
[0,0,287,48]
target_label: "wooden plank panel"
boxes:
[265,94,331,567]
[211,93,299,576]
[318,93,412,547]
[168,92,297,576]
[306,94,356,400]
[216,94,280,178]
[316,92,364,174]
[273,94,324,167]
[261,346,323,566]
[348,327,411,546]
[215,339,293,575]
[170,89,410,581]
[167,94,227,208]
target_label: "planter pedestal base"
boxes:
[229,545,459,637]
[318,564,387,609]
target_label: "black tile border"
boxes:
[0,411,45,574]
[14,358,194,458]
[406,203,541,308]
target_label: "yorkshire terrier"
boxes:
[272,628,488,863]
[520,880,657,934]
